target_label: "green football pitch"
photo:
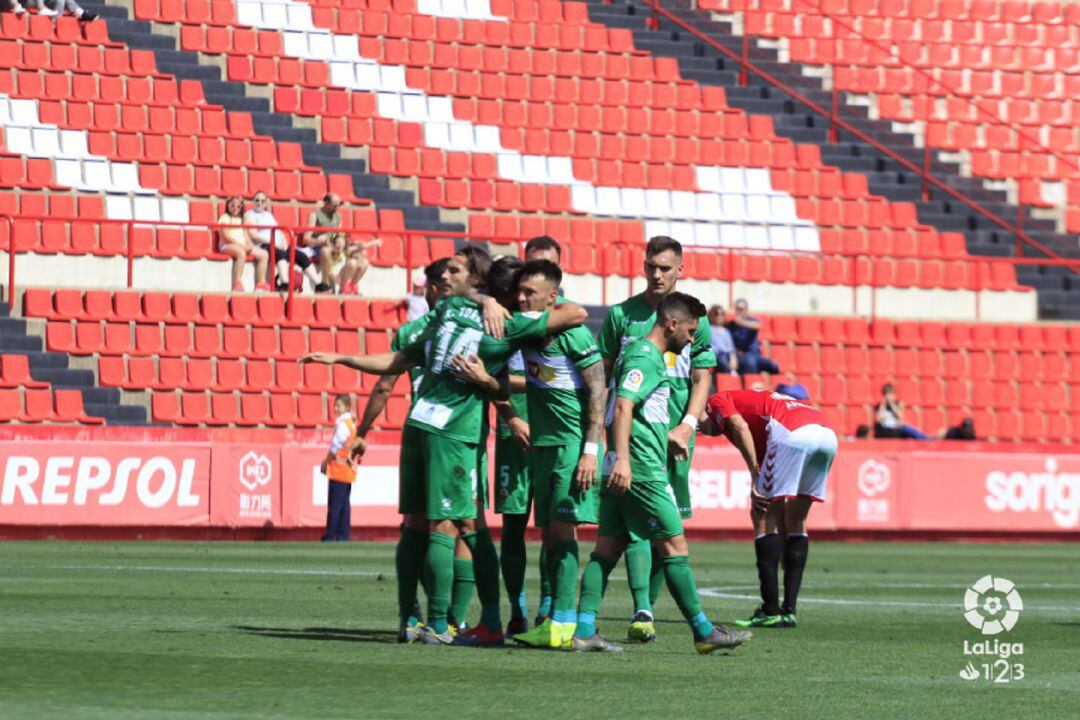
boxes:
[1,541,1077,719]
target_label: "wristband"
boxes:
[680,414,699,430]
[583,442,599,457]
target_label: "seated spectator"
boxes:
[726,298,780,375]
[17,0,96,19]
[775,382,809,401]
[874,383,928,439]
[405,272,429,321]
[217,196,269,292]
[707,305,738,375]
[243,192,281,287]
[301,194,346,294]
[944,418,977,441]
[326,234,374,295]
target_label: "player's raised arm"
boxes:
[300,352,415,376]
[545,301,589,334]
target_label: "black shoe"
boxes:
[80,11,98,21]
[314,282,332,293]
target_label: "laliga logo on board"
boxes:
[856,459,891,497]
[964,575,1023,635]
[238,451,273,491]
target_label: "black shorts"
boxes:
[275,247,316,269]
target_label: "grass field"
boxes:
[1,541,1078,719]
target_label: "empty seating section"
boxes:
[0,353,104,424]
[115,0,1029,290]
[22,288,408,428]
[0,11,384,257]
[759,313,1079,442]
[701,0,1080,231]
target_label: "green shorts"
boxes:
[494,435,530,515]
[668,453,693,520]
[398,425,480,521]
[530,443,599,527]
[597,481,684,542]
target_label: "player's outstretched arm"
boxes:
[723,414,760,479]
[357,375,398,437]
[574,362,606,491]
[299,352,414,376]
[545,302,589,334]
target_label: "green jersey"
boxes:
[402,296,550,443]
[391,311,435,405]
[496,352,529,440]
[604,338,670,484]
[524,326,601,446]
[597,293,714,428]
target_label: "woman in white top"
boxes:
[218,195,269,291]
[243,192,282,289]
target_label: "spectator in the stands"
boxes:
[217,196,270,292]
[944,417,977,441]
[12,0,96,19]
[707,305,738,375]
[726,298,780,374]
[244,192,281,287]
[524,235,561,263]
[326,233,370,295]
[405,272,429,321]
[874,383,929,439]
[301,194,345,293]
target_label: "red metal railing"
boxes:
[650,0,1076,263]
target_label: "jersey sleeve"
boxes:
[690,316,717,369]
[706,392,738,423]
[329,418,350,452]
[596,306,622,362]
[615,349,661,404]
[505,310,550,344]
[563,327,602,371]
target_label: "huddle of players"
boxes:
[301,234,832,653]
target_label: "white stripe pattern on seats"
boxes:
[231,0,820,248]
[0,94,190,224]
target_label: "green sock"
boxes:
[575,552,616,638]
[662,554,714,640]
[550,540,580,624]
[624,538,653,615]
[500,519,527,619]
[648,545,665,608]
[537,545,553,617]
[424,532,455,634]
[462,529,502,632]
[449,557,475,626]
[395,526,427,625]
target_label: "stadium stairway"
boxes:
[76,0,463,233]
[0,289,147,424]
[580,0,1080,319]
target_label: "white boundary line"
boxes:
[699,588,1080,613]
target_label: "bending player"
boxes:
[508,260,605,650]
[701,388,838,628]
[596,236,715,643]
[571,293,750,654]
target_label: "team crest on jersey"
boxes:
[663,351,678,368]
[622,368,644,392]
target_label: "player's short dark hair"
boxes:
[334,394,352,408]
[524,235,562,260]
[656,291,706,324]
[519,259,562,288]
[646,235,682,259]
[487,255,523,307]
[424,257,450,285]
[456,244,492,286]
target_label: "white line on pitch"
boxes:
[49,564,387,578]
[698,589,1080,612]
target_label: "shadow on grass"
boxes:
[233,625,398,644]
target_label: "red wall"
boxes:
[1,426,1076,535]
